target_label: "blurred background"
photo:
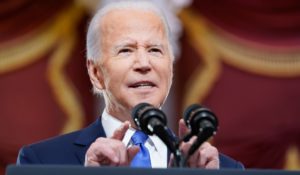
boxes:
[1,0,300,174]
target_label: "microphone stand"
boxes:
[182,123,216,166]
[156,121,216,167]
[150,124,184,167]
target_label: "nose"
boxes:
[134,50,151,74]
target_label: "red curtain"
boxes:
[177,0,300,169]
[0,1,94,174]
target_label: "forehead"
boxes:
[102,8,164,26]
[100,9,167,41]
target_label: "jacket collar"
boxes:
[72,116,175,165]
[73,117,106,164]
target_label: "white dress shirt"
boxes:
[101,109,168,168]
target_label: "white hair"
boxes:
[86,0,175,63]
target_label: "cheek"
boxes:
[103,61,130,84]
[105,72,130,97]
[161,63,173,82]
[105,74,122,91]
[156,65,173,94]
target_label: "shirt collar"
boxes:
[101,109,164,151]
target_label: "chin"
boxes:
[139,100,162,108]
[129,94,164,108]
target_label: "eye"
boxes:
[118,48,132,54]
[149,47,162,54]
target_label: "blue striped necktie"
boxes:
[130,131,151,167]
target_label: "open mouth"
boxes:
[129,81,156,89]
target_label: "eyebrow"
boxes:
[114,39,165,50]
[114,40,137,50]
[147,44,164,49]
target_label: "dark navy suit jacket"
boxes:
[17,118,244,169]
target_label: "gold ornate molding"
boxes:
[180,8,300,78]
[179,7,300,170]
[179,8,221,108]
[285,146,300,170]
[0,3,86,134]
[0,3,83,74]
[46,31,84,134]
[46,3,86,134]
[210,30,300,77]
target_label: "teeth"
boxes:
[136,83,152,88]
[131,82,154,88]
[139,83,150,86]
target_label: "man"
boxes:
[17,0,243,169]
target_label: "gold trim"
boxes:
[179,9,221,108]
[285,146,300,170]
[0,3,86,134]
[181,7,300,170]
[210,30,300,77]
[0,4,82,74]
[0,25,57,73]
[46,3,85,134]
[179,7,300,81]
[46,31,84,133]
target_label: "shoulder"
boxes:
[25,130,82,151]
[219,153,244,169]
[17,118,106,164]
[17,130,83,164]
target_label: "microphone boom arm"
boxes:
[149,123,183,167]
[183,120,216,166]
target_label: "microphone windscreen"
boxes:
[183,104,219,135]
[131,103,167,135]
[132,103,150,120]
[183,104,202,127]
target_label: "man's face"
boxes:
[95,9,173,119]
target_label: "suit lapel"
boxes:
[73,117,106,164]
[71,117,177,166]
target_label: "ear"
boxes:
[86,60,105,91]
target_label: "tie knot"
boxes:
[131,131,148,145]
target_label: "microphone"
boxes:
[132,103,182,167]
[184,104,218,139]
[132,103,167,135]
[183,104,218,160]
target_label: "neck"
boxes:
[105,105,137,129]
